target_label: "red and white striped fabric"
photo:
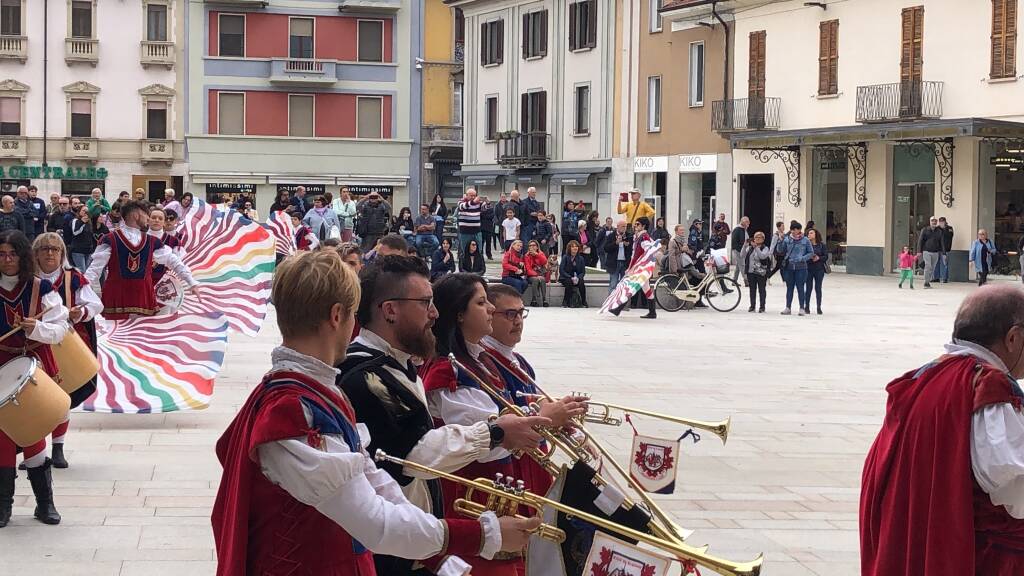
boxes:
[264,210,298,258]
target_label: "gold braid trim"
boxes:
[103,306,158,316]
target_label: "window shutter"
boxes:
[539,90,547,131]
[818,22,830,95]
[522,13,529,59]
[829,21,839,94]
[818,20,838,95]
[496,19,504,63]
[540,10,548,56]
[521,92,528,132]
[900,7,923,81]
[992,0,1018,78]
[1009,0,1018,77]
[587,0,598,48]
[481,22,488,63]
[748,31,765,98]
[569,2,578,51]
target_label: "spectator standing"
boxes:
[430,237,457,281]
[768,221,786,280]
[651,218,670,244]
[500,208,520,251]
[27,186,45,238]
[898,246,916,289]
[0,195,26,234]
[595,217,614,269]
[133,188,146,201]
[604,220,630,292]
[290,186,311,216]
[523,240,549,307]
[918,216,943,289]
[413,204,440,256]
[546,213,560,255]
[356,192,391,250]
[739,231,771,313]
[970,229,997,287]
[1018,234,1024,285]
[456,188,483,252]
[86,188,110,220]
[46,193,59,215]
[938,217,954,283]
[459,239,486,275]
[575,220,593,266]
[687,219,704,253]
[521,187,542,243]
[47,197,70,235]
[303,196,342,242]
[803,228,829,315]
[180,193,194,214]
[332,188,358,242]
[479,195,495,260]
[561,201,580,251]
[494,192,509,234]
[780,221,814,316]
[533,210,555,256]
[507,189,524,224]
[585,212,601,268]
[68,207,95,272]
[239,200,259,222]
[730,216,750,284]
[710,213,730,250]
[270,190,292,214]
[162,189,181,217]
[615,189,655,225]
[13,186,36,239]
[501,239,528,293]
[559,240,588,308]
[429,193,449,244]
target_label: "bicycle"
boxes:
[654,259,742,312]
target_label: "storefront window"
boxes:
[61,179,104,200]
[993,166,1024,274]
[811,149,849,266]
[891,146,934,271]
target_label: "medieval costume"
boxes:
[339,329,494,575]
[0,274,69,527]
[295,224,319,252]
[860,340,1024,576]
[212,346,500,576]
[85,225,196,320]
[148,229,180,285]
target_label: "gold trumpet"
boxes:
[582,399,731,445]
[375,449,763,576]
[453,472,566,544]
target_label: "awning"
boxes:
[190,174,268,185]
[464,175,499,186]
[729,117,1024,149]
[549,173,592,186]
[509,174,544,184]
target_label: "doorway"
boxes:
[148,180,168,204]
[740,173,774,239]
[891,183,934,270]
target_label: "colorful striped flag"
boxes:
[599,240,661,315]
[81,313,229,413]
[264,210,298,258]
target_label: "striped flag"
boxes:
[264,210,298,258]
[599,240,661,315]
[81,313,229,414]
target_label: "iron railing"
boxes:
[856,80,943,123]
[495,131,550,168]
[711,97,781,132]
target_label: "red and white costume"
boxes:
[84,225,196,320]
[295,224,319,251]
[148,229,181,285]
[860,340,1024,576]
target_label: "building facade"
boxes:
[420,0,465,206]
[665,0,1024,280]
[0,0,186,201]
[453,0,617,216]
[186,0,420,217]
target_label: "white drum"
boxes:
[155,274,185,316]
[0,356,71,446]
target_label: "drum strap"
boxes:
[28,278,39,318]
[64,271,73,307]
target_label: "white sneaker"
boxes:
[798,309,806,316]
[781,308,791,315]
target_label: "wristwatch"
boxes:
[487,423,505,449]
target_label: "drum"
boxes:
[155,274,185,315]
[51,330,99,394]
[0,357,70,447]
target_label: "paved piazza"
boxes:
[0,274,990,575]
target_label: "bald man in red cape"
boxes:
[860,285,1024,576]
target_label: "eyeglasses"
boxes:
[380,297,434,309]
[0,252,18,261]
[493,308,529,321]
[35,246,61,254]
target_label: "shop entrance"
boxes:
[892,146,935,271]
[739,173,774,239]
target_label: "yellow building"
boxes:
[420,1,465,205]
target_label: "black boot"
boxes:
[51,444,68,469]
[27,459,60,525]
[0,467,14,528]
[641,302,657,319]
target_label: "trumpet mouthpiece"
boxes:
[374,449,389,462]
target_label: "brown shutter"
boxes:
[818,22,830,95]
[521,92,528,132]
[1009,0,1019,77]
[569,2,577,51]
[829,21,839,94]
[587,0,598,48]
[496,19,504,63]
[901,6,923,82]
[992,0,1018,78]
[539,90,547,131]
[481,22,487,63]
[748,31,766,99]
[539,10,548,56]
[818,20,839,95]
[522,13,529,59]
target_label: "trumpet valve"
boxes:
[515,479,525,495]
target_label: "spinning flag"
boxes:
[82,313,228,413]
[264,210,298,258]
[175,201,275,336]
[599,240,662,315]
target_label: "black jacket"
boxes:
[460,250,486,274]
[918,226,944,253]
[559,253,587,283]
[604,232,631,260]
[940,225,954,252]
[730,226,748,251]
[431,248,456,280]
[68,220,96,255]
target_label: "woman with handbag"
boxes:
[803,228,829,315]
[302,196,342,243]
[739,231,772,313]
[500,239,528,293]
[523,240,549,307]
[559,240,587,308]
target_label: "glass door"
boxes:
[891,183,934,271]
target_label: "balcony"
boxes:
[141,139,173,164]
[269,58,338,86]
[422,126,463,148]
[856,81,943,123]
[0,137,27,160]
[140,41,175,69]
[65,38,98,66]
[0,36,26,63]
[495,131,550,168]
[65,137,97,160]
[711,97,781,133]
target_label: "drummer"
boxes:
[147,207,180,285]
[0,230,69,528]
[31,232,102,469]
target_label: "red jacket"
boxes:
[524,251,547,278]
[501,249,525,278]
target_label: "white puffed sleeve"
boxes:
[404,421,492,479]
[84,243,110,287]
[153,245,197,287]
[427,388,510,463]
[74,282,103,322]
[972,404,1024,519]
[28,291,69,344]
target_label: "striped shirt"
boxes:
[457,199,482,233]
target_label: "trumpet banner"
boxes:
[584,532,671,576]
[526,461,654,576]
[629,433,681,495]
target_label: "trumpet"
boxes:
[582,399,731,445]
[375,449,763,576]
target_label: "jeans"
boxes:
[501,276,527,293]
[747,273,766,310]
[921,251,939,284]
[458,232,482,254]
[521,224,535,243]
[785,268,808,310]
[414,234,439,255]
[731,250,743,283]
[804,267,825,310]
[524,277,547,305]
[481,229,495,258]
[936,253,949,282]
[608,260,627,293]
[71,252,90,273]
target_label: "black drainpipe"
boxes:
[42,0,48,167]
[712,2,729,101]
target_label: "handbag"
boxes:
[824,261,832,274]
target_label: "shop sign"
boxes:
[276,183,326,195]
[633,156,668,173]
[0,164,109,180]
[206,183,257,194]
[992,156,1024,168]
[819,160,847,170]
[344,185,393,196]
[679,154,717,173]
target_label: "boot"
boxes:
[51,444,68,469]
[641,302,657,319]
[26,458,60,525]
[0,467,14,528]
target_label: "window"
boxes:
[453,82,463,126]
[219,14,244,57]
[647,76,661,132]
[569,1,597,51]
[218,93,244,135]
[992,0,1018,79]
[71,1,92,38]
[522,10,547,59]
[290,17,313,59]
[147,4,167,42]
[358,20,383,63]
[689,41,705,106]
[357,97,383,139]
[818,20,839,95]
[521,90,546,133]
[70,98,91,137]
[649,0,663,33]
[574,85,590,135]
[146,100,167,139]
[481,19,504,66]
[1,0,21,36]
[0,97,19,135]
[289,95,314,137]
[484,95,498,140]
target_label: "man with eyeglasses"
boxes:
[338,255,546,576]
[47,196,71,235]
[918,216,944,289]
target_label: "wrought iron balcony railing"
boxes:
[711,97,781,133]
[495,131,550,168]
[856,80,943,123]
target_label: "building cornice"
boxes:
[0,79,29,92]
[139,83,176,97]
[62,81,101,94]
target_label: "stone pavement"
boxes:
[0,274,994,575]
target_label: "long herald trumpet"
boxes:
[448,354,692,546]
[375,449,763,576]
